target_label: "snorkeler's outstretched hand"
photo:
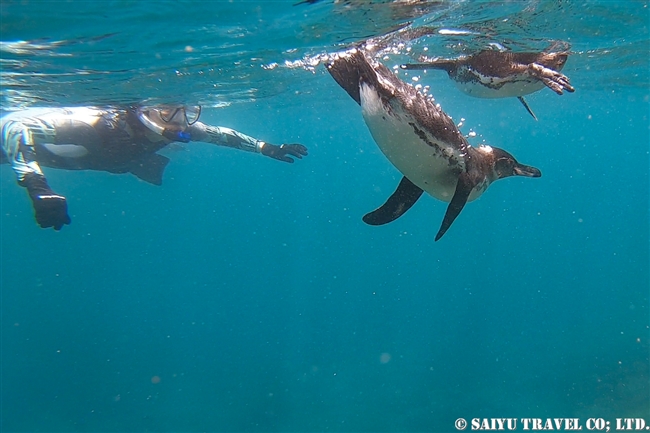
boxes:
[261,143,308,163]
[21,173,71,230]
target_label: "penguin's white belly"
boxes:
[359,83,462,203]
[455,72,546,98]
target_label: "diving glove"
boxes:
[21,173,71,230]
[261,143,308,163]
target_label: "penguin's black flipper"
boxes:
[400,60,457,73]
[517,96,538,120]
[363,176,424,225]
[435,173,473,241]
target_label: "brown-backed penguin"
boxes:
[326,48,541,241]
[402,48,574,120]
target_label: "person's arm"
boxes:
[1,119,71,230]
[187,122,307,163]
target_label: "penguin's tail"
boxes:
[326,49,377,106]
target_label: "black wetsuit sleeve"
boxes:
[186,122,263,153]
[1,118,47,182]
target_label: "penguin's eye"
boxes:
[496,158,514,176]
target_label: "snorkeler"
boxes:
[0,105,308,230]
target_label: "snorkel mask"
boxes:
[137,105,201,143]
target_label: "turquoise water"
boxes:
[1,1,649,431]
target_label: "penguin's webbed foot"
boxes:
[527,63,575,95]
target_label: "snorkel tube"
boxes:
[162,128,191,143]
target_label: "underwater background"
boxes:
[1,1,648,431]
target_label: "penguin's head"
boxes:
[492,147,542,179]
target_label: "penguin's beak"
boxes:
[514,164,542,177]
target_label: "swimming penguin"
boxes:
[326,48,541,241]
[401,47,574,120]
